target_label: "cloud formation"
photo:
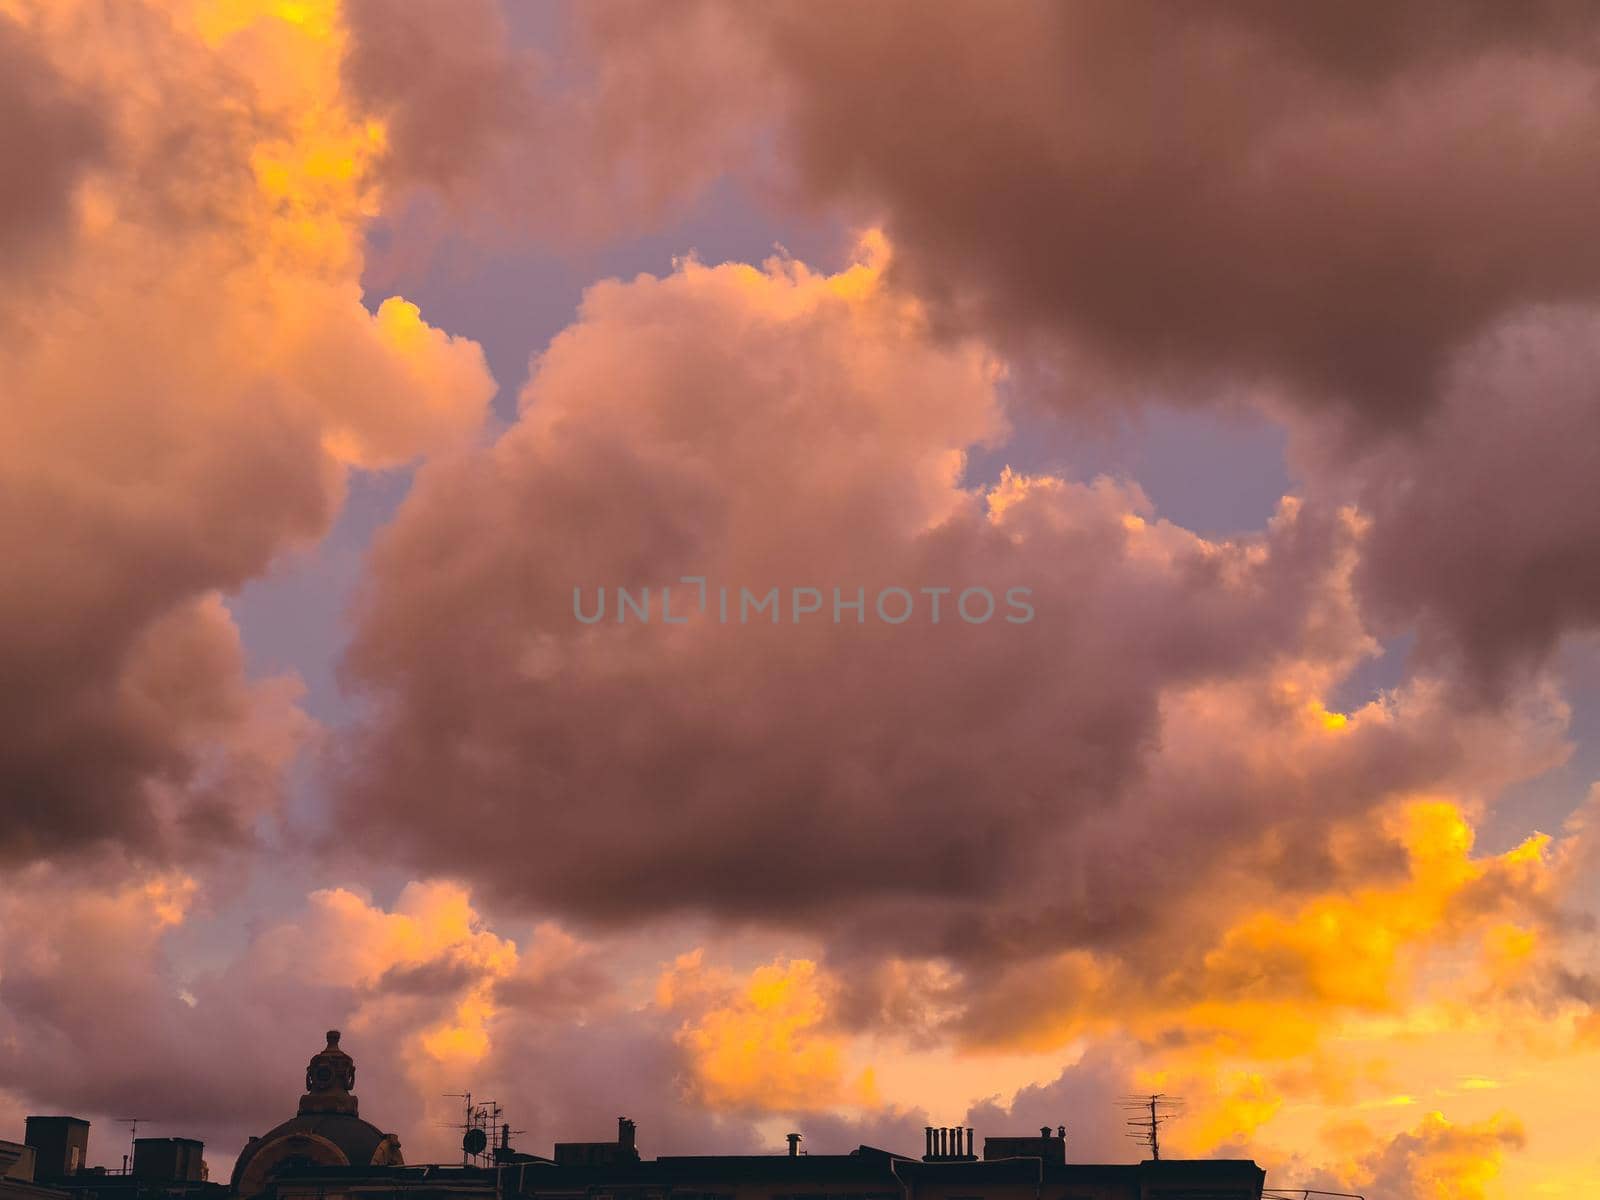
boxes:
[0,0,494,868]
[340,0,764,240]
[1322,1110,1527,1200]
[338,239,1381,941]
[321,222,1599,1191]
[720,1,1600,423]
[5,5,1600,1197]
[351,1,1600,425]
[1295,306,1600,689]
[329,0,1600,681]
[0,871,784,1173]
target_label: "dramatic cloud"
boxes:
[2,799,1595,1186]
[0,0,494,868]
[657,952,872,1114]
[1320,1111,1527,1200]
[348,1,1600,426]
[7,4,1600,1196]
[338,238,1386,941]
[710,1,1600,425]
[320,225,1600,1193]
[331,0,1600,680]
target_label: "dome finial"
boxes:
[300,1028,358,1116]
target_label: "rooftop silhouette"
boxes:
[2,1031,1270,1200]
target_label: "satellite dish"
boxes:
[463,1128,488,1156]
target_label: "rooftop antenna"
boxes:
[1118,1095,1180,1161]
[443,1093,473,1166]
[115,1118,149,1174]
[467,1100,503,1167]
[444,1093,514,1167]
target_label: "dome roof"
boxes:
[231,1031,403,1198]
[300,1030,359,1116]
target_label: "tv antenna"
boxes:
[115,1118,149,1174]
[443,1094,473,1165]
[1119,1094,1180,1161]
[444,1092,513,1166]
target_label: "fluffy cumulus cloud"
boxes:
[337,237,1581,978]
[657,952,873,1114]
[720,0,1600,687]
[1316,1111,1528,1200]
[328,0,1600,680]
[339,238,1364,937]
[0,0,494,868]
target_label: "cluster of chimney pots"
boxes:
[923,1127,975,1159]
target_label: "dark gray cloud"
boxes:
[744,1,1600,425]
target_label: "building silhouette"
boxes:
[3,1032,1266,1200]
[1,1116,224,1200]
[232,1031,404,1199]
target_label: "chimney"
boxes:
[24,1117,89,1181]
[966,1128,974,1157]
[617,1117,636,1153]
[786,1133,802,1157]
[924,1127,934,1159]
[1040,1127,1049,1138]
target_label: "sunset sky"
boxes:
[4,3,1600,1198]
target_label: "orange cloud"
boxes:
[1329,1110,1527,1200]
[659,953,875,1114]
[0,0,494,868]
